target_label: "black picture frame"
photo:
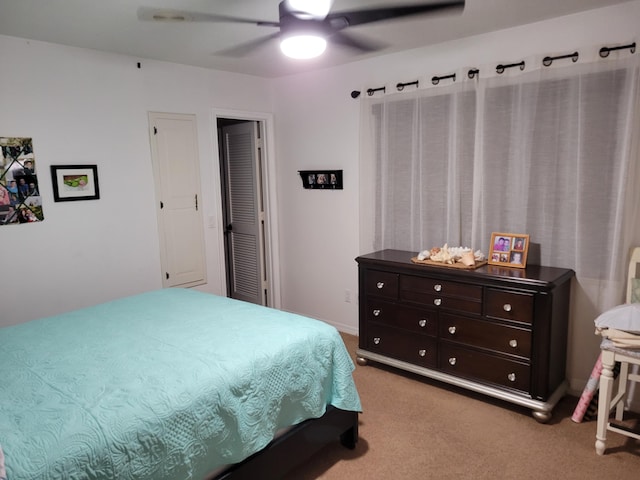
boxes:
[299,170,343,190]
[51,165,100,202]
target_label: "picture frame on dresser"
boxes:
[489,232,529,268]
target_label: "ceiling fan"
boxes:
[138,0,465,60]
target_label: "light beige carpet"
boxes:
[284,333,640,479]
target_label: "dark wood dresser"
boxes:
[356,249,575,422]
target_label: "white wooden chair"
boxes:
[595,247,640,455]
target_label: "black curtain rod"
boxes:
[350,40,634,98]
[431,73,455,85]
[543,51,578,67]
[397,80,418,91]
[367,86,386,96]
[599,42,636,58]
[351,86,385,98]
[496,61,525,74]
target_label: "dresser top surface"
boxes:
[356,249,575,289]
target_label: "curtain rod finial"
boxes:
[351,90,361,99]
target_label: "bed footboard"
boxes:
[215,406,358,480]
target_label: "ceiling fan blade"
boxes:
[214,32,282,57]
[326,0,464,28]
[329,31,386,53]
[137,7,279,27]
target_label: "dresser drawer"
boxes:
[440,313,531,359]
[401,275,482,300]
[440,343,531,392]
[485,289,534,324]
[365,300,438,336]
[400,275,482,313]
[366,324,437,368]
[401,292,482,314]
[364,270,399,300]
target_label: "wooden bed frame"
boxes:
[215,406,358,479]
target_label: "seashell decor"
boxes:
[416,244,486,265]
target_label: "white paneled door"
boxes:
[148,112,206,288]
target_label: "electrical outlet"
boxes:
[344,289,351,303]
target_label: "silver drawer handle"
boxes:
[418,319,427,328]
[373,309,381,316]
[434,298,442,306]
[434,284,442,292]
[503,303,512,312]
[508,373,516,382]
[509,339,518,348]
[449,357,457,366]
[373,337,381,345]
[418,349,427,357]
[376,282,385,289]
[448,326,457,335]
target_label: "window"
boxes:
[361,57,640,314]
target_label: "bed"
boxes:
[0,288,361,480]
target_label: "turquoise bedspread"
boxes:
[0,289,361,480]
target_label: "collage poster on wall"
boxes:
[0,137,44,225]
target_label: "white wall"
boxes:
[272,0,640,394]
[0,34,274,326]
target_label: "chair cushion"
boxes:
[595,303,640,333]
[600,337,640,356]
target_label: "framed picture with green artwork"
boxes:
[51,164,100,202]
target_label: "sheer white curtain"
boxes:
[360,79,477,252]
[360,53,640,317]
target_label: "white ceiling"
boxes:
[0,0,631,78]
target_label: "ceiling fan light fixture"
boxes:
[280,35,327,59]
[285,0,332,19]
